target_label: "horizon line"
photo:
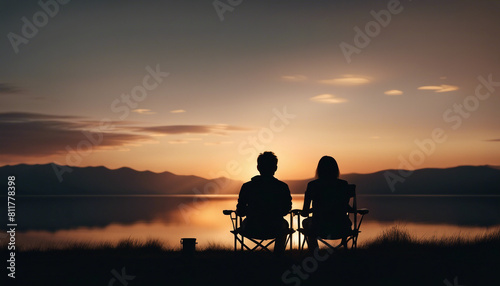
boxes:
[1,162,499,181]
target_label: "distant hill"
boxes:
[287,165,500,195]
[0,164,241,195]
[0,164,499,195]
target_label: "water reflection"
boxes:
[1,195,499,249]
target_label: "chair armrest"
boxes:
[223,210,235,215]
[357,208,369,215]
[300,209,313,217]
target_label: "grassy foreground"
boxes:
[3,226,499,286]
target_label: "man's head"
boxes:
[257,151,278,176]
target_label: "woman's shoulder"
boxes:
[308,178,348,185]
[306,179,322,188]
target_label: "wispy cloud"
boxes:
[0,112,80,122]
[204,141,234,146]
[484,139,500,142]
[418,85,459,93]
[132,109,156,115]
[167,138,203,144]
[168,140,190,144]
[0,83,20,95]
[318,75,371,85]
[0,112,254,159]
[310,94,347,104]
[384,90,403,96]
[281,75,307,82]
[0,112,150,157]
[170,109,186,113]
[135,124,252,135]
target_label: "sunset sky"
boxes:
[1,0,499,181]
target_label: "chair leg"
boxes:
[301,235,309,251]
[341,237,347,249]
[317,238,340,251]
[245,237,275,252]
[234,233,237,251]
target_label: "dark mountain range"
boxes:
[0,164,241,196]
[1,164,499,195]
[288,165,500,195]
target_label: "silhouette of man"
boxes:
[236,151,292,254]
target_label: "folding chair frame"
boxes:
[223,210,295,252]
[295,184,369,251]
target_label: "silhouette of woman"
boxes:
[301,156,352,250]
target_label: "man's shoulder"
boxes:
[337,179,348,185]
[240,180,256,193]
[273,177,289,186]
[269,178,290,192]
[241,180,253,187]
[242,176,290,189]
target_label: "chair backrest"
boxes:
[347,184,357,230]
[311,183,357,239]
[300,183,368,249]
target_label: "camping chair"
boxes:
[223,210,296,252]
[295,184,369,251]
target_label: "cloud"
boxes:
[132,109,156,115]
[0,112,150,157]
[204,141,234,146]
[170,109,186,113]
[310,94,347,104]
[281,75,307,82]
[0,112,81,122]
[168,140,190,144]
[384,90,403,96]
[0,112,254,160]
[136,124,252,135]
[418,85,459,93]
[0,83,20,95]
[167,138,204,144]
[484,139,500,142]
[318,75,371,85]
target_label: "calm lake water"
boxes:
[1,195,500,250]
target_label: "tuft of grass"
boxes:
[419,228,500,248]
[6,226,500,254]
[364,225,500,252]
[201,241,232,252]
[68,241,112,250]
[115,237,166,251]
[369,225,413,246]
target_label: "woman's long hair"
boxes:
[315,156,340,180]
